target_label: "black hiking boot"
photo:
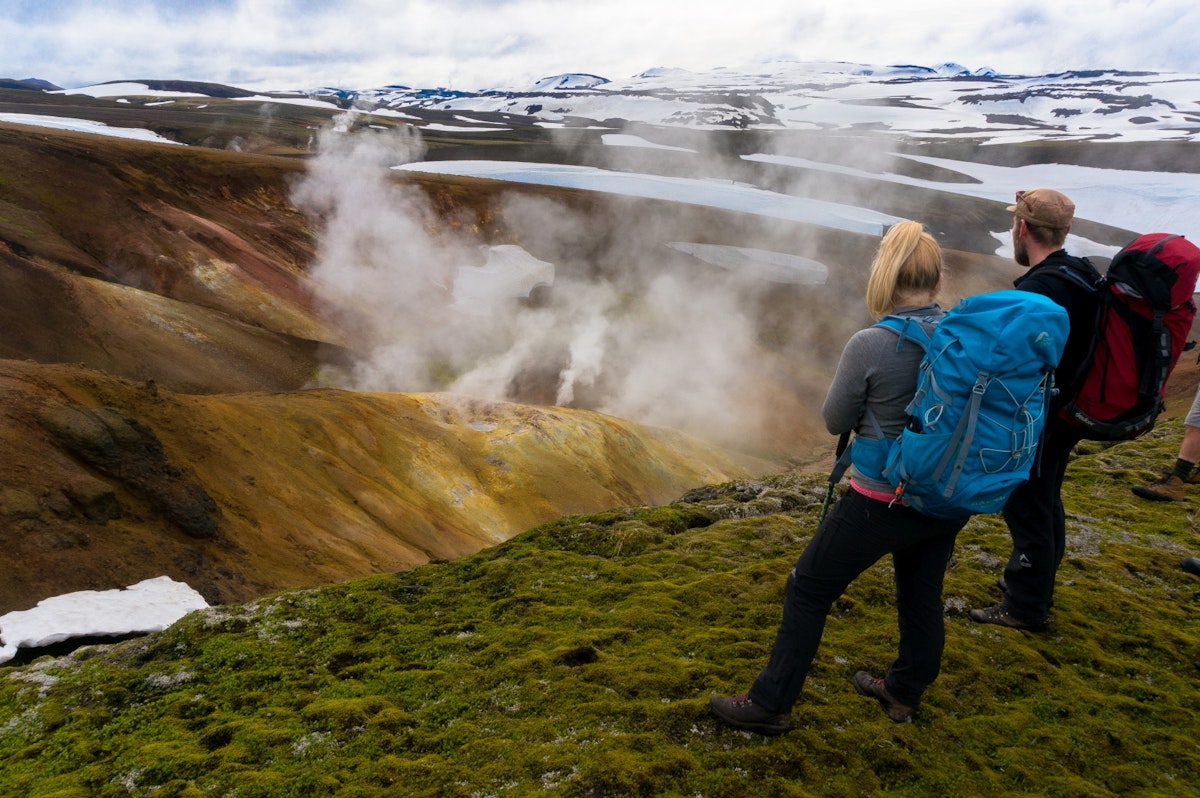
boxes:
[969,601,1045,631]
[709,693,792,735]
[1182,557,1200,577]
[852,671,914,723]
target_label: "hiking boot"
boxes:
[852,671,914,723]
[1132,473,1185,502]
[1189,471,1200,485]
[969,601,1045,631]
[1183,557,1200,577]
[709,693,792,735]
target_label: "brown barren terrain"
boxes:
[0,109,775,613]
[0,358,764,613]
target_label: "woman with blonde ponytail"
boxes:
[711,220,970,733]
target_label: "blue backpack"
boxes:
[884,290,1069,517]
[836,290,1069,519]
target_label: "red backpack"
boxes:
[1058,233,1200,440]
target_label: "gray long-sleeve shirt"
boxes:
[822,303,943,491]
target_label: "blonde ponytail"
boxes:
[865,221,943,319]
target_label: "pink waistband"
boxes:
[851,479,900,504]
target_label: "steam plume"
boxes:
[293,115,867,455]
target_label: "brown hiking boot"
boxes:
[1132,473,1185,502]
[852,671,914,723]
[969,601,1046,631]
[709,693,793,735]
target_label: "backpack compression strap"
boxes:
[932,375,987,498]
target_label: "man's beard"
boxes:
[1013,227,1030,267]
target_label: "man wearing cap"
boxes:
[970,188,1101,630]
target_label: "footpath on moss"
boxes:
[1,420,1198,797]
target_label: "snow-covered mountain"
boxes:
[48,60,1200,144]
[18,60,1200,249]
[332,60,1199,143]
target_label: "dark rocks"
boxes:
[0,487,41,520]
[674,475,822,520]
[62,474,124,523]
[37,404,219,538]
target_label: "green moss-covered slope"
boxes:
[2,421,1198,797]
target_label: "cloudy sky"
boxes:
[3,0,1199,91]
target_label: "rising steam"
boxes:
[292,114,863,455]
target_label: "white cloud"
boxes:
[2,0,1198,91]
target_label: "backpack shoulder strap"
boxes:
[1037,258,1105,400]
[874,314,935,353]
[1043,255,1104,291]
[825,316,935,494]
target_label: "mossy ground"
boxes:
[2,421,1198,797]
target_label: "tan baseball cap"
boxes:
[1007,188,1075,228]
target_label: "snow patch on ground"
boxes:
[0,577,209,665]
